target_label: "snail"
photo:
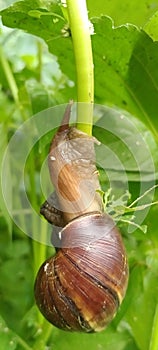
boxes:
[34,102,129,332]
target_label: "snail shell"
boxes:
[35,212,128,332]
[35,102,129,332]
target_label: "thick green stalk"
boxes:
[66,0,94,135]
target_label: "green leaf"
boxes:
[48,325,138,350]
[87,0,158,27]
[0,315,17,350]
[144,11,158,41]
[24,79,55,114]
[124,265,158,350]
[0,0,66,45]
[94,110,158,182]
[92,17,158,141]
[149,304,158,350]
[0,0,76,96]
[0,236,33,332]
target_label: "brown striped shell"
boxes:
[35,103,129,332]
[34,213,128,332]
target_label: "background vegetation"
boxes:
[0,1,158,349]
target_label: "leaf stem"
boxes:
[66,0,94,135]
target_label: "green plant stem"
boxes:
[0,46,19,104]
[28,151,48,324]
[32,222,48,279]
[16,335,33,350]
[33,321,53,350]
[149,304,158,350]
[0,46,27,121]
[66,0,94,135]
[37,41,42,83]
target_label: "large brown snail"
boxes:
[34,103,129,332]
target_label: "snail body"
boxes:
[34,103,129,332]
